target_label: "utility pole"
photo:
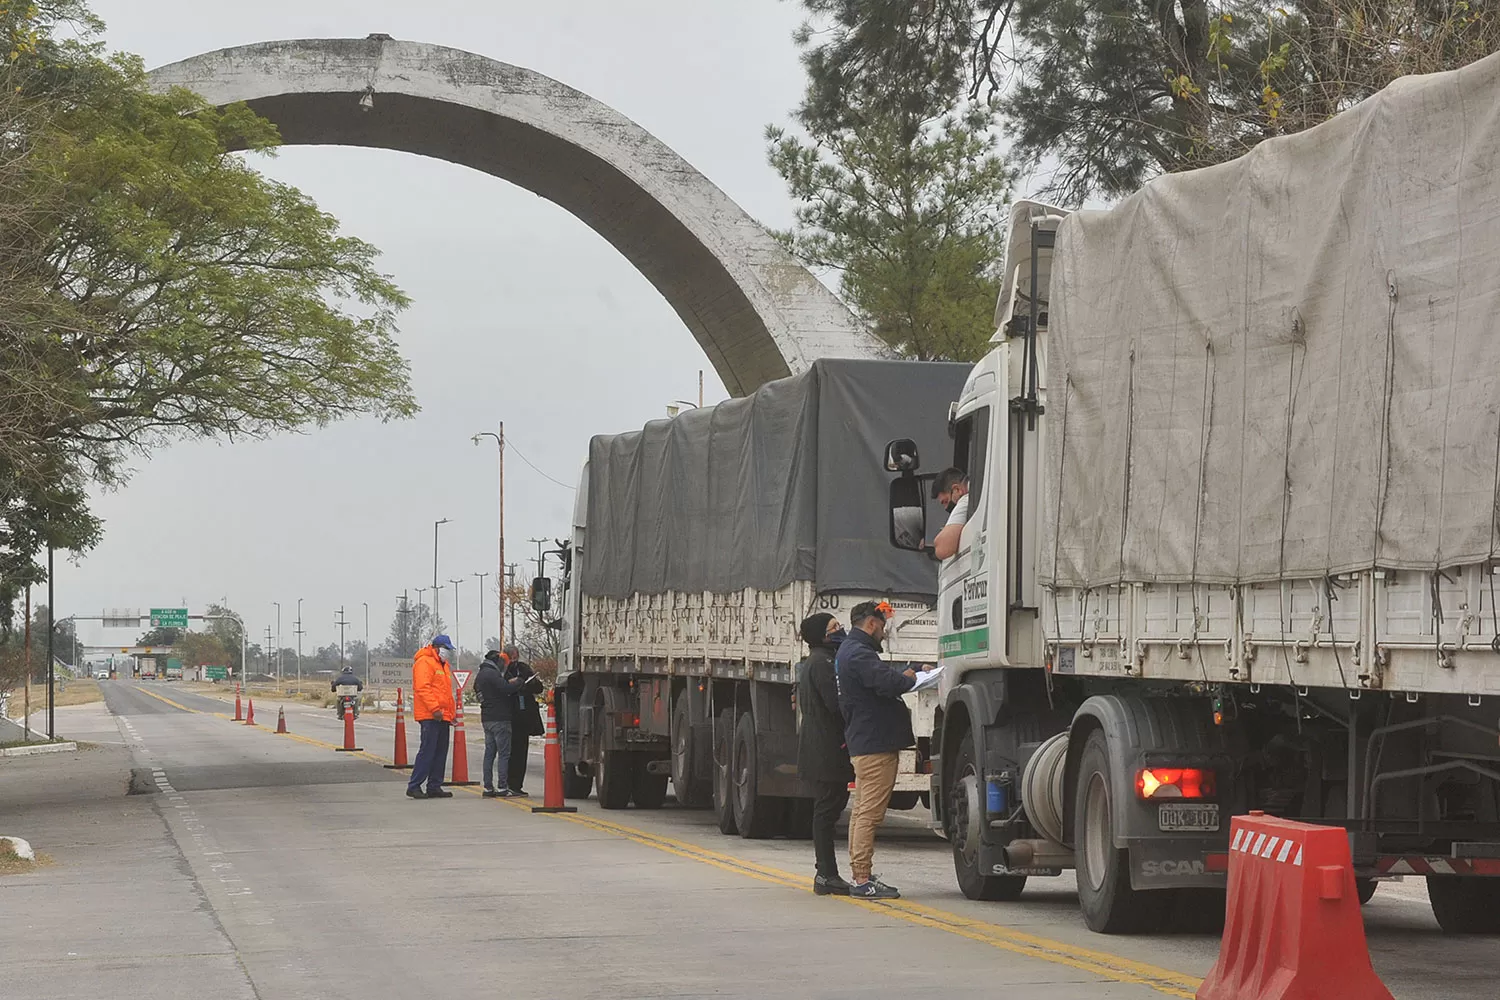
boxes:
[530,537,550,579]
[295,597,304,690]
[474,572,489,652]
[264,626,273,678]
[23,585,30,741]
[46,544,54,739]
[395,591,414,656]
[506,562,519,646]
[334,606,349,672]
[362,602,370,683]
[472,426,505,652]
[415,586,427,636]
[272,601,282,691]
[699,368,704,408]
[449,579,464,657]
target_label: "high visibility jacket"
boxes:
[411,646,456,722]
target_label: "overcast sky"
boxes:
[62,1,817,656]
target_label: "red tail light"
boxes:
[1136,767,1215,800]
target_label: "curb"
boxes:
[0,741,79,758]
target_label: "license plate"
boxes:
[1159,803,1219,832]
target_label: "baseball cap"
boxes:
[431,634,455,650]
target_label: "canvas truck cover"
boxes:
[584,358,970,600]
[1040,51,1500,590]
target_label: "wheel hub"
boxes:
[951,771,983,861]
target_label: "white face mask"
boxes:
[438,647,451,663]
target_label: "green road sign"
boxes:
[205,665,228,681]
[150,607,189,628]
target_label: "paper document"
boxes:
[910,666,944,692]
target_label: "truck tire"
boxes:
[1074,729,1163,934]
[1427,875,1500,933]
[563,763,593,799]
[713,710,738,835]
[732,711,783,839]
[671,693,710,808]
[632,761,669,809]
[596,749,635,810]
[948,728,1026,902]
[1357,878,1378,905]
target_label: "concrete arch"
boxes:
[148,37,880,396]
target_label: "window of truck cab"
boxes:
[951,406,990,524]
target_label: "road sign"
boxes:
[103,608,141,629]
[371,659,408,688]
[453,669,473,690]
[205,665,228,681]
[150,608,189,628]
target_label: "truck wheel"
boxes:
[732,711,783,839]
[712,710,738,835]
[1074,729,1163,934]
[671,693,710,808]
[596,750,635,810]
[1428,875,1500,933]
[1357,878,1378,905]
[632,762,669,809]
[948,729,1026,902]
[563,763,593,799]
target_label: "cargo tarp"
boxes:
[1041,51,1500,589]
[584,359,970,600]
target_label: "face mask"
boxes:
[942,498,956,514]
[825,628,848,648]
[438,647,451,663]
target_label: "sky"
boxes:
[61,1,817,657]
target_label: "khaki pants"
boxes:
[848,751,899,883]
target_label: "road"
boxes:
[0,680,1496,999]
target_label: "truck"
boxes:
[552,358,968,836]
[881,57,1500,935]
[138,657,157,680]
[165,658,183,681]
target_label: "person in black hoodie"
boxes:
[474,650,522,797]
[502,644,546,795]
[796,612,855,896]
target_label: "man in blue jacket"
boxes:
[835,600,917,899]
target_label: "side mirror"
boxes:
[889,476,928,552]
[531,577,553,613]
[884,438,920,473]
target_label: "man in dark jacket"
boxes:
[835,600,917,900]
[502,645,546,794]
[474,650,522,797]
[796,612,855,896]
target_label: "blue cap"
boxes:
[431,634,455,650]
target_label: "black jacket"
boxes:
[330,669,364,692]
[835,627,915,757]
[474,661,520,723]
[796,642,854,784]
[505,660,546,737]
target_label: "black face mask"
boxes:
[941,498,956,514]
[824,628,848,648]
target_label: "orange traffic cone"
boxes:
[276,705,287,734]
[533,691,576,814]
[234,685,243,721]
[335,701,362,752]
[384,688,411,769]
[450,692,476,785]
[244,698,255,726]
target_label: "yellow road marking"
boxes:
[133,683,1203,997]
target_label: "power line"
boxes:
[506,436,575,490]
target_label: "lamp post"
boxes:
[474,571,489,652]
[334,606,349,672]
[472,427,505,651]
[449,578,464,657]
[433,518,451,626]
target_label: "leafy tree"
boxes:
[770,4,1013,361]
[379,598,438,659]
[135,626,183,648]
[202,603,247,672]
[177,631,229,669]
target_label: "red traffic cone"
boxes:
[276,705,287,734]
[233,685,243,722]
[244,698,255,726]
[449,691,476,785]
[335,700,362,752]
[533,691,576,814]
[384,688,411,769]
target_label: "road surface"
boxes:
[0,679,1495,999]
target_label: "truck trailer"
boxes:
[883,54,1500,934]
[554,358,967,837]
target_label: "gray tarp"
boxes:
[584,359,970,600]
[1040,51,1500,589]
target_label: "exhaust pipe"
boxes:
[1003,838,1075,870]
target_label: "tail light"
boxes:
[1136,767,1216,800]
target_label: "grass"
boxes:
[0,839,50,875]
[3,678,102,716]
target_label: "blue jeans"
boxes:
[482,719,513,791]
[407,719,451,794]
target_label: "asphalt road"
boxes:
[0,679,1495,999]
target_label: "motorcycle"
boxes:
[334,689,361,720]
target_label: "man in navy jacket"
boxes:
[835,601,917,899]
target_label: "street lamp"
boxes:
[472,427,505,651]
[433,517,451,625]
[449,578,464,657]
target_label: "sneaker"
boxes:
[814,874,851,896]
[510,788,529,797]
[426,789,454,798]
[496,788,521,798]
[406,788,427,800]
[482,789,498,798]
[848,876,900,899]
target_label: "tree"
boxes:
[202,604,247,672]
[177,631,229,669]
[770,5,1013,361]
[135,626,183,647]
[380,598,435,660]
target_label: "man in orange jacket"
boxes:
[407,634,458,799]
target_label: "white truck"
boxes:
[551,359,967,837]
[883,55,1500,935]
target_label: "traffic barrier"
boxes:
[244,698,255,726]
[234,685,243,722]
[335,701,362,752]
[449,694,475,785]
[384,688,411,769]
[1196,812,1393,1000]
[275,705,287,734]
[533,691,577,814]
